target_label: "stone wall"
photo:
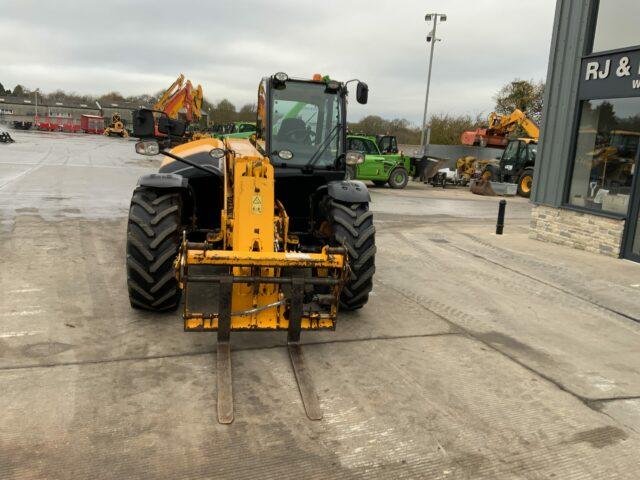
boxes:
[530,205,625,257]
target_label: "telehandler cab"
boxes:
[126,73,375,423]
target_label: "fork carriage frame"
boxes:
[177,241,347,423]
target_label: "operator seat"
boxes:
[276,118,309,144]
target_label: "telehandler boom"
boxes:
[461,108,539,148]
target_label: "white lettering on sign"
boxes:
[585,60,611,80]
[585,61,599,80]
[616,56,631,77]
[584,54,640,92]
[600,59,611,79]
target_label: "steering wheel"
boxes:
[283,127,310,144]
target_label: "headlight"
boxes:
[135,140,160,156]
[278,150,293,160]
[346,151,364,165]
[274,72,288,82]
[209,148,225,159]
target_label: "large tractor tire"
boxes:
[328,200,376,310]
[387,167,409,189]
[517,168,534,198]
[126,187,183,311]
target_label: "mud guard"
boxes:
[326,180,371,203]
[137,173,189,189]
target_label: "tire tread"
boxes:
[126,188,182,311]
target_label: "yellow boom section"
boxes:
[175,138,347,333]
[487,109,540,141]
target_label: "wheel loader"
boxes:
[126,73,375,423]
[103,113,129,138]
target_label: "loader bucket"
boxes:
[414,156,446,181]
[470,179,518,196]
[470,178,497,196]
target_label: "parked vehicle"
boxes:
[345,134,420,189]
[213,121,257,139]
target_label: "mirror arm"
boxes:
[159,149,219,176]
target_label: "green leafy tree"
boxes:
[494,79,545,122]
[349,113,483,146]
[213,99,237,124]
[98,91,125,104]
[12,84,26,96]
[429,113,485,145]
[238,103,257,121]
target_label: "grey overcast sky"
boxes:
[0,0,556,123]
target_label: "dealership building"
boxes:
[531,0,640,263]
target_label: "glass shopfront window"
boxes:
[591,0,640,53]
[567,97,640,215]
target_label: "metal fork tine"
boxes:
[288,342,323,420]
[217,341,234,424]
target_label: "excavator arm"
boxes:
[461,108,539,147]
[488,109,539,141]
[153,74,184,112]
[153,74,203,123]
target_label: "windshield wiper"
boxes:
[302,123,341,172]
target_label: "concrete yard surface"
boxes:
[1,131,640,479]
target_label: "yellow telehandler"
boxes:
[126,73,374,423]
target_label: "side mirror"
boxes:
[133,109,155,138]
[158,116,187,137]
[356,82,368,105]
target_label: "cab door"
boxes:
[378,135,399,154]
[347,137,385,179]
[500,140,522,180]
[359,138,386,179]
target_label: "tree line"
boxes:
[0,82,256,123]
[0,78,544,145]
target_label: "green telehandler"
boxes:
[345,134,421,189]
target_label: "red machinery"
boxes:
[461,109,540,148]
[80,114,105,134]
[36,116,81,133]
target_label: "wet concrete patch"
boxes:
[22,342,74,357]
[590,398,640,433]
[568,426,628,449]
[43,196,70,201]
[472,331,554,365]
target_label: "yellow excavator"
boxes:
[127,72,373,423]
[103,113,129,138]
[461,108,539,148]
[463,109,540,197]
[153,74,204,124]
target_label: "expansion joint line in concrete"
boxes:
[394,230,640,325]
[448,242,640,325]
[0,331,457,372]
[376,278,640,412]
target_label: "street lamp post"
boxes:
[34,89,39,121]
[420,12,447,156]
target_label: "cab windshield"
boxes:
[270,81,342,168]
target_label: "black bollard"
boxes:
[496,199,506,235]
